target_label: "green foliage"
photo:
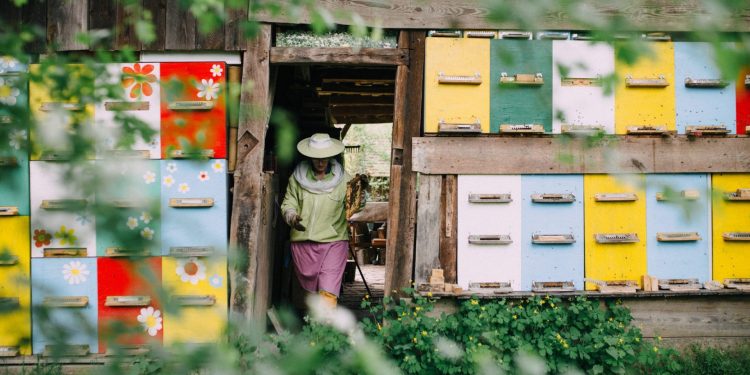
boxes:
[361,292,682,374]
[674,344,750,375]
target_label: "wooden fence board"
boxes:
[439,175,457,284]
[414,174,442,285]
[165,0,196,50]
[48,0,88,50]
[142,0,167,50]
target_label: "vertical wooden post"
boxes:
[440,175,458,284]
[385,30,425,296]
[47,0,88,50]
[414,174,442,285]
[229,23,272,319]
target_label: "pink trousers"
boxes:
[291,240,349,297]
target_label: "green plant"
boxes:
[361,291,682,374]
[674,344,750,375]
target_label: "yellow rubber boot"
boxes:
[318,290,338,308]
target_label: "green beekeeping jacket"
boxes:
[280,161,351,243]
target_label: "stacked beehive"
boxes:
[423,31,750,292]
[1,61,228,356]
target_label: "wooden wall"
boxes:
[1,0,248,52]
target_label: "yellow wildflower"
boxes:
[309,341,316,347]
[412,337,418,343]
[653,346,659,353]
[470,299,479,305]
[513,314,517,319]
[421,330,428,337]
[427,292,433,297]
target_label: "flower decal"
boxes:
[127,216,139,230]
[0,56,18,74]
[178,183,190,194]
[122,63,157,99]
[209,274,223,288]
[143,170,156,184]
[166,162,177,173]
[62,261,90,285]
[211,160,224,173]
[198,171,209,182]
[75,214,90,226]
[33,229,52,248]
[8,129,26,150]
[54,225,78,246]
[140,211,152,224]
[163,175,175,188]
[176,257,206,285]
[210,64,223,77]
[196,79,220,101]
[140,227,154,240]
[0,77,20,105]
[137,307,162,336]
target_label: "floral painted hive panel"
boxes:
[97,257,162,353]
[162,256,227,344]
[160,159,227,256]
[30,161,96,257]
[645,174,711,283]
[0,216,31,356]
[28,64,95,160]
[0,58,29,216]
[31,258,98,354]
[160,62,226,159]
[95,159,161,256]
[94,63,161,159]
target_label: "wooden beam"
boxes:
[414,174,442,285]
[412,136,750,175]
[229,23,273,320]
[141,0,167,50]
[385,31,425,297]
[48,0,88,50]
[165,0,196,50]
[330,106,394,117]
[330,114,393,124]
[224,0,248,51]
[255,0,750,32]
[439,175,457,284]
[271,47,408,66]
[323,95,394,106]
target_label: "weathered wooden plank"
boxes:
[48,0,88,50]
[624,296,750,338]
[165,0,195,50]
[385,31,425,297]
[224,0,248,51]
[21,0,47,53]
[271,47,408,66]
[252,174,278,322]
[88,0,115,50]
[196,7,225,50]
[254,0,750,32]
[412,137,750,175]
[414,174,442,285]
[229,23,272,317]
[141,0,167,50]
[115,0,140,49]
[439,175,457,284]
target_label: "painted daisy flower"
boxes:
[198,171,209,182]
[210,64,223,77]
[209,274,223,288]
[0,56,18,74]
[140,211,152,224]
[127,216,139,230]
[166,162,177,173]
[176,257,206,285]
[211,160,224,173]
[178,183,190,194]
[8,129,26,150]
[137,307,162,336]
[63,261,90,285]
[163,175,175,188]
[0,77,20,105]
[196,79,220,101]
[143,170,156,184]
[140,227,154,240]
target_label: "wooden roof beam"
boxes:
[270,47,409,66]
